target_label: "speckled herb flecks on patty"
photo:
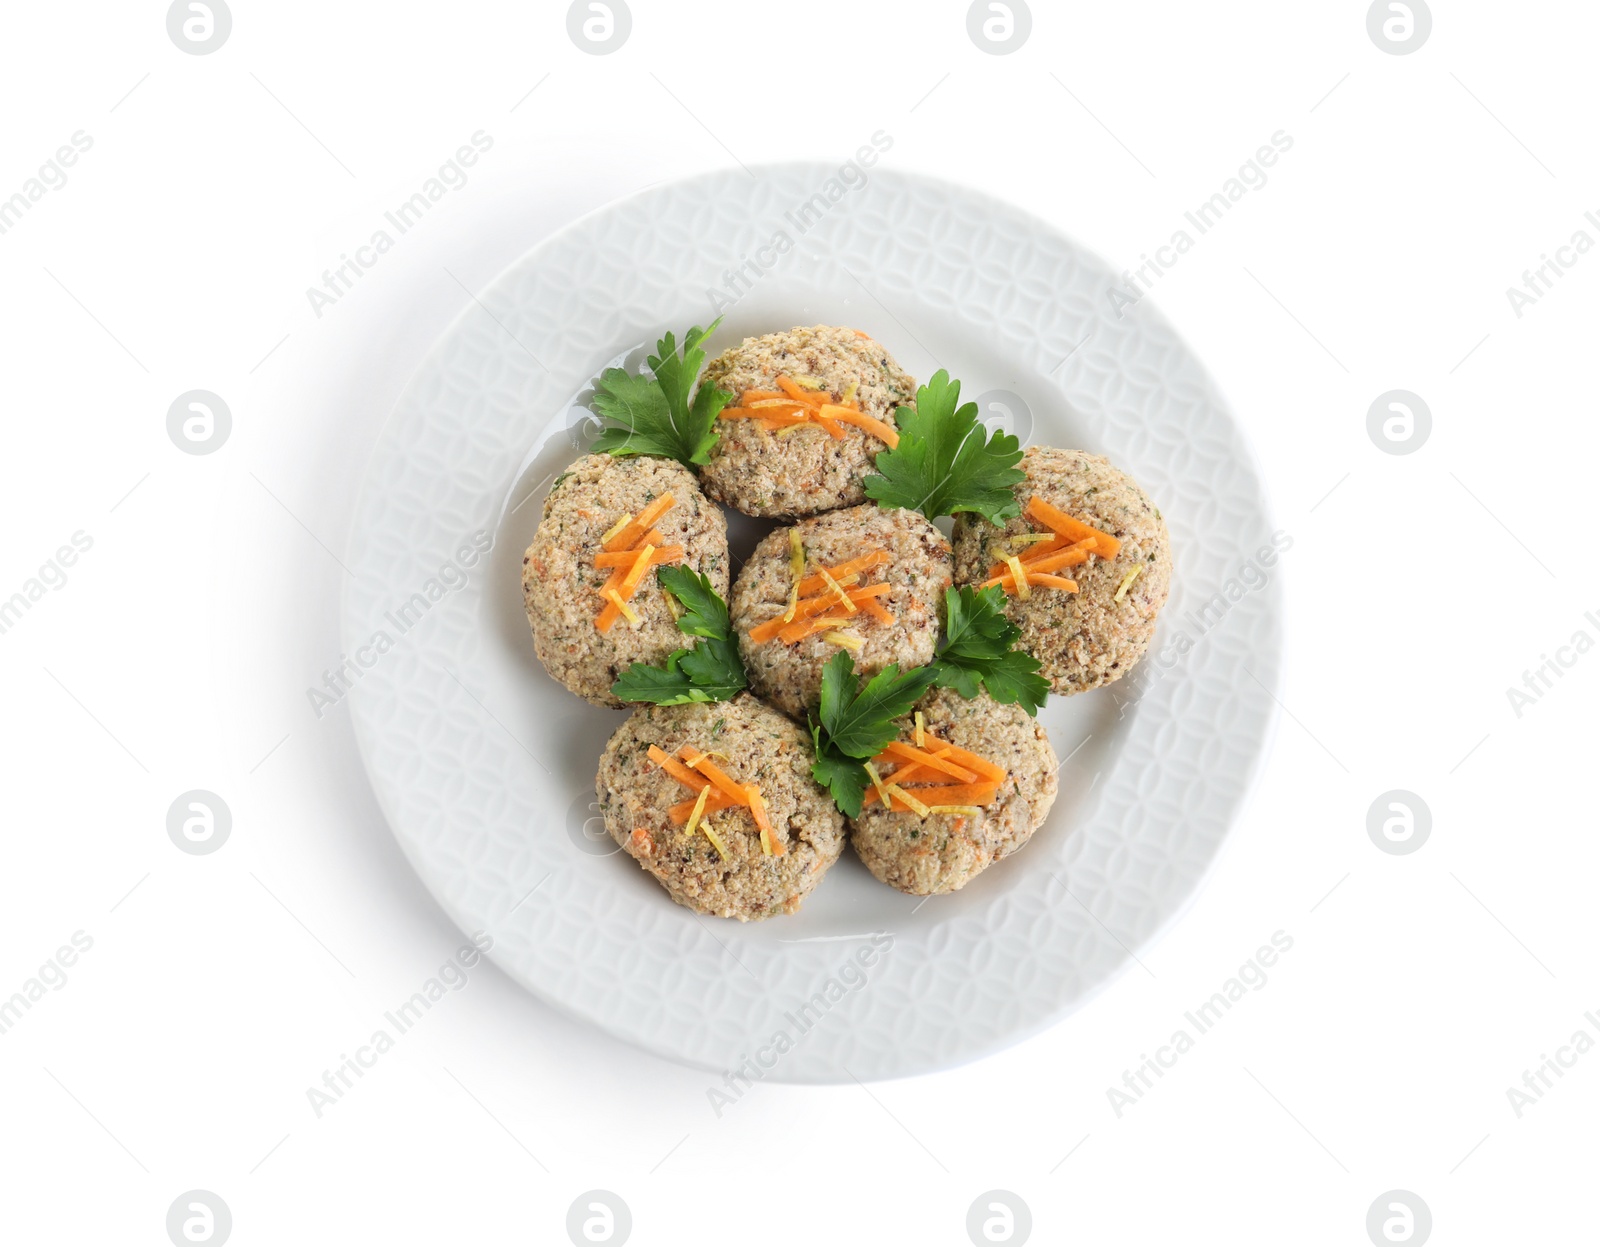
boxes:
[950,446,1172,695]
[596,694,846,920]
[730,504,953,720]
[848,687,1058,896]
[523,454,729,707]
[698,325,917,517]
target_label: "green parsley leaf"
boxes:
[809,728,872,820]
[931,585,1049,716]
[861,370,1026,524]
[591,319,732,468]
[655,563,729,640]
[610,566,747,705]
[808,651,938,815]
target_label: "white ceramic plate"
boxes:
[343,164,1283,1083]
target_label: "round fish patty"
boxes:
[951,447,1172,696]
[596,694,846,920]
[731,504,953,721]
[849,688,1058,896]
[698,325,917,518]
[523,453,728,708]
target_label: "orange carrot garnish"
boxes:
[855,597,895,625]
[594,543,682,568]
[1024,495,1121,559]
[985,540,1097,582]
[872,744,954,788]
[747,584,891,643]
[862,781,1000,811]
[617,545,657,598]
[668,789,741,824]
[745,785,783,856]
[776,375,827,405]
[680,747,754,805]
[818,404,899,448]
[796,550,888,597]
[929,743,1006,783]
[811,411,848,439]
[648,745,715,793]
[777,614,854,645]
[595,497,681,629]
[877,740,979,783]
[605,493,676,553]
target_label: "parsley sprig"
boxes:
[808,652,938,818]
[930,585,1049,716]
[610,566,747,705]
[862,370,1026,525]
[591,319,732,468]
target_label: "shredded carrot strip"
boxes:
[776,375,828,405]
[754,411,816,429]
[982,567,1082,594]
[985,537,1096,582]
[748,584,891,643]
[864,781,1000,811]
[811,411,848,439]
[600,513,632,545]
[796,550,888,597]
[819,404,899,448]
[648,745,712,793]
[778,614,852,644]
[680,747,752,805]
[856,598,895,624]
[594,543,681,568]
[929,742,1006,783]
[723,405,806,422]
[815,564,857,613]
[874,745,954,788]
[1026,535,1098,562]
[1025,495,1121,559]
[618,544,657,597]
[748,596,842,643]
[872,736,1007,788]
[746,785,783,856]
[605,494,676,553]
[668,789,739,824]
[985,542,1094,581]
[735,383,893,440]
[880,741,979,783]
[597,587,643,633]
[634,494,674,531]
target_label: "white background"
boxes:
[2,1,1596,1243]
